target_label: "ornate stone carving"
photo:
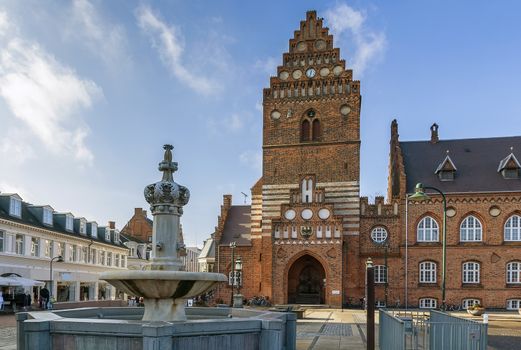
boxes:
[144,144,190,215]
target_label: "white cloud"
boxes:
[0,37,102,164]
[67,0,129,67]
[0,182,28,197]
[135,6,218,95]
[254,56,279,76]
[239,150,262,171]
[0,10,9,36]
[324,3,386,76]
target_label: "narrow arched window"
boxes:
[301,119,311,141]
[312,119,321,140]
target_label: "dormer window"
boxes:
[43,208,53,225]
[65,214,74,231]
[79,219,86,235]
[435,153,457,181]
[105,228,111,241]
[113,230,120,244]
[498,150,520,180]
[90,223,98,238]
[9,196,22,217]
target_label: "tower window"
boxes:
[300,110,321,142]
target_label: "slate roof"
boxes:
[401,136,521,194]
[0,196,123,248]
[219,205,252,246]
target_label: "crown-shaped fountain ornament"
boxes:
[100,145,226,321]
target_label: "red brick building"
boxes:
[209,11,521,310]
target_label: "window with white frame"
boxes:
[507,261,521,284]
[44,240,53,258]
[65,215,74,231]
[419,298,437,309]
[81,246,87,263]
[99,251,105,265]
[114,230,120,243]
[376,300,386,308]
[57,242,65,258]
[91,248,97,264]
[43,208,53,225]
[130,247,135,257]
[419,261,437,283]
[301,178,313,203]
[107,252,112,266]
[462,299,480,310]
[460,215,482,242]
[105,229,111,241]
[507,299,521,310]
[0,230,4,252]
[71,245,78,262]
[462,262,480,283]
[9,197,22,217]
[122,255,127,268]
[80,220,86,235]
[115,253,120,267]
[505,215,521,241]
[417,216,439,242]
[371,227,388,243]
[30,237,40,257]
[374,265,388,283]
[15,234,24,255]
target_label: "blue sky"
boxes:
[1,1,520,247]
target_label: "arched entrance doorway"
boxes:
[287,254,326,304]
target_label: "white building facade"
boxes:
[0,192,128,303]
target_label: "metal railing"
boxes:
[379,309,488,350]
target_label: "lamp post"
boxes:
[365,257,375,350]
[408,183,447,310]
[233,256,243,308]
[49,255,64,305]
[229,241,236,306]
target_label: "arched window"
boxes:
[460,215,483,242]
[371,227,388,243]
[374,265,387,283]
[462,262,480,283]
[301,110,321,142]
[417,216,439,242]
[312,119,321,141]
[419,261,437,283]
[505,215,521,241]
[419,298,437,309]
[301,119,311,141]
[507,261,521,284]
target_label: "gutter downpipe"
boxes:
[405,196,408,311]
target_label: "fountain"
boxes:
[16,145,296,350]
[99,144,227,321]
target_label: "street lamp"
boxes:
[408,182,447,310]
[49,255,64,305]
[233,256,243,307]
[229,241,236,306]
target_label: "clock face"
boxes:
[306,68,316,78]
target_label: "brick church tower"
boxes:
[255,10,362,307]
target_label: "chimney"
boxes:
[430,123,439,144]
[223,194,232,209]
[108,221,116,229]
[142,209,147,217]
[134,208,142,216]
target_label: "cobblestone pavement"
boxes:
[0,314,16,350]
[3,309,520,349]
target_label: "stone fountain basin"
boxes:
[99,270,227,299]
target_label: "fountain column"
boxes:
[144,144,189,271]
